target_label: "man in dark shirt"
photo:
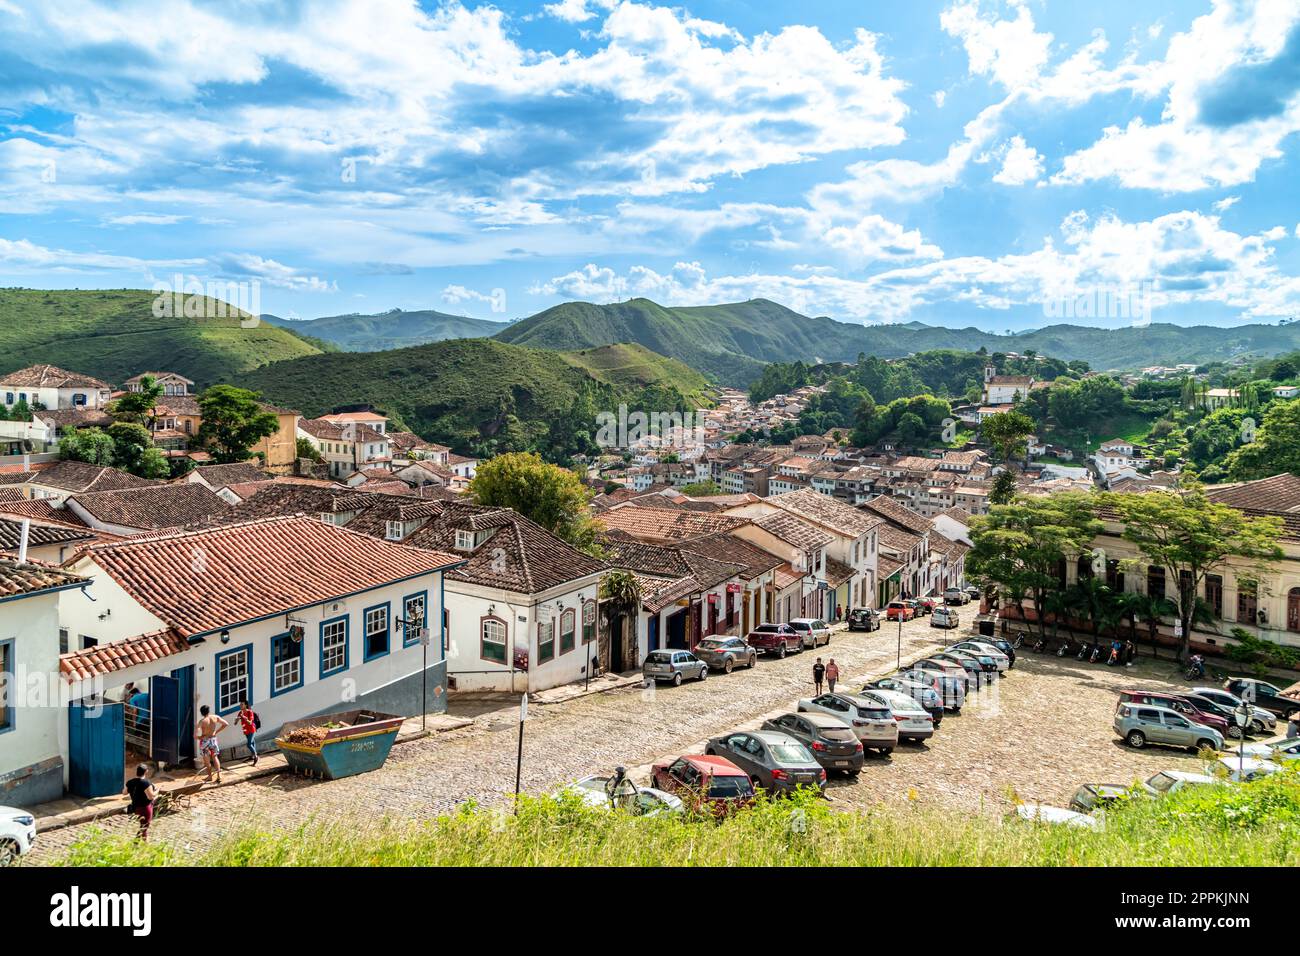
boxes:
[812,658,826,695]
[124,764,158,841]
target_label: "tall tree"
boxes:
[1106,489,1284,660]
[967,492,1103,642]
[111,375,164,428]
[197,385,280,464]
[981,410,1036,464]
[59,426,116,466]
[469,451,598,551]
[1222,399,1300,480]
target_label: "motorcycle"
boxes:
[1011,634,1024,650]
[1076,641,1090,661]
[1185,654,1206,680]
[1032,635,1047,653]
[1056,639,1073,658]
[1089,643,1103,664]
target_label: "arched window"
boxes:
[1288,588,1300,633]
[582,600,597,644]
[480,615,507,664]
[560,608,576,655]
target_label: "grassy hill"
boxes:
[493,297,1300,387]
[261,307,511,351]
[0,288,322,388]
[236,337,705,454]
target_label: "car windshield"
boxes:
[856,706,891,720]
[646,652,672,663]
[769,743,815,764]
[1146,773,1178,794]
[697,641,724,650]
[708,776,753,798]
[753,625,781,633]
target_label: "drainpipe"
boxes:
[16,518,29,564]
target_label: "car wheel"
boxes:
[1227,725,1244,740]
[1126,730,1146,748]
[698,666,708,682]
[0,839,18,868]
[777,643,787,659]
[748,653,757,668]
[1195,739,1216,752]
[1250,719,1266,734]
[672,672,683,687]
[724,658,734,674]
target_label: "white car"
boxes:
[1189,687,1278,735]
[931,607,960,629]
[1204,756,1283,783]
[948,640,1009,673]
[0,806,36,866]
[797,693,899,754]
[1015,804,1101,828]
[1233,737,1300,763]
[563,776,685,816]
[856,687,935,742]
[788,618,831,649]
[1140,770,1220,797]
[942,587,969,605]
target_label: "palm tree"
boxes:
[1113,591,1146,646]
[1135,593,1177,659]
[1042,590,1073,645]
[1069,577,1112,640]
[599,570,642,667]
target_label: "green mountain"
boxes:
[0,288,322,388]
[492,297,1300,386]
[235,338,708,456]
[260,307,511,351]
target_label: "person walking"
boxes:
[812,657,826,695]
[195,704,230,784]
[237,699,260,767]
[124,763,157,841]
[826,658,840,693]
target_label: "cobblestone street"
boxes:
[29,619,1205,861]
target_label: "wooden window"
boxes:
[582,600,596,644]
[403,592,427,647]
[1205,575,1223,618]
[1237,583,1258,624]
[538,619,555,664]
[1288,588,1300,633]
[271,633,303,696]
[481,616,507,664]
[216,645,251,715]
[1146,566,1165,600]
[320,617,349,677]
[0,640,12,734]
[560,608,576,654]
[364,604,390,661]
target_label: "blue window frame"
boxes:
[0,638,15,736]
[363,601,390,662]
[270,632,304,697]
[215,643,253,716]
[402,590,427,647]
[319,615,350,678]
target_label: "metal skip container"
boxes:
[274,710,405,780]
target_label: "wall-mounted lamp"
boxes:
[97,608,112,621]
[220,629,231,644]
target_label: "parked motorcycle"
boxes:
[1076,641,1090,661]
[1056,639,1073,658]
[1185,654,1206,680]
[1032,635,1047,653]
[1089,643,1103,663]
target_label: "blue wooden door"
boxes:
[68,699,124,798]
[648,615,659,652]
[172,665,195,760]
[150,675,180,764]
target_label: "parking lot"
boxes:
[28,617,1222,861]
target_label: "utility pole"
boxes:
[514,693,528,812]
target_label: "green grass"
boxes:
[48,770,1300,867]
[1050,411,1156,452]
[558,343,713,406]
[0,288,321,388]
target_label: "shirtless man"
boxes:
[195,704,230,783]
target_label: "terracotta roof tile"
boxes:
[69,483,230,531]
[0,364,111,390]
[597,505,748,543]
[0,557,86,600]
[59,628,188,682]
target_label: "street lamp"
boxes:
[1234,702,1251,780]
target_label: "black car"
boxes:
[846,607,880,632]
[761,712,864,776]
[1068,783,1129,813]
[985,637,1016,668]
[1225,678,1300,718]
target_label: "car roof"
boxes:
[750,730,800,745]
[789,617,819,624]
[794,711,853,728]
[1152,770,1217,783]
[686,754,749,776]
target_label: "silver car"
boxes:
[949,640,1009,673]
[1189,687,1278,735]
[898,667,966,712]
[788,618,831,649]
[642,649,708,686]
[798,692,898,754]
[1114,703,1225,752]
[693,636,757,673]
[857,687,935,742]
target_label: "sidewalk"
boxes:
[31,713,472,833]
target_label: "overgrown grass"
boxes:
[50,770,1300,867]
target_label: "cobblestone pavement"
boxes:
[28,620,1203,861]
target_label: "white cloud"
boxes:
[991,135,1043,185]
[0,237,201,273]
[933,90,947,108]
[543,0,601,23]
[212,253,337,293]
[1212,196,1240,212]
[940,0,1053,90]
[821,215,943,263]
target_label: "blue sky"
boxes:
[3,0,1300,330]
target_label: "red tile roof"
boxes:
[60,628,188,682]
[0,557,86,600]
[73,516,464,638]
[0,364,111,390]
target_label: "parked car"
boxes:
[642,649,708,686]
[1141,769,1221,797]
[1114,703,1225,752]
[856,687,935,743]
[745,622,803,658]
[983,637,1017,667]
[762,711,865,776]
[1204,756,1283,783]
[706,730,828,794]
[943,587,969,605]
[797,692,898,754]
[913,657,973,695]
[788,618,831,649]
[1233,737,1300,763]
[909,597,935,616]
[944,646,1003,677]
[885,601,915,622]
[563,776,685,816]
[1116,690,1232,738]
[693,637,757,673]
[898,666,966,712]
[1014,804,1100,829]
[0,806,35,866]
[846,607,881,632]
[865,676,944,725]
[949,640,1009,672]
[931,607,961,629]
[932,651,987,689]
[1068,782,1130,813]
[964,585,982,601]
[1223,678,1300,719]
[650,755,755,815]
[1188,687,1278,735]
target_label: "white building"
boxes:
[0,365,113,412]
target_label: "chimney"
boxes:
[17,518,30,564]
[22,453,30,470]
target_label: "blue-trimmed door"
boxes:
[173,665,195,761]
[68,699,124,798]
[150,674,180,764]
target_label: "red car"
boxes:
[745,622,803,658]
[885,601,915,622]
[651,754,756,815]
[1116,690,1232,737]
